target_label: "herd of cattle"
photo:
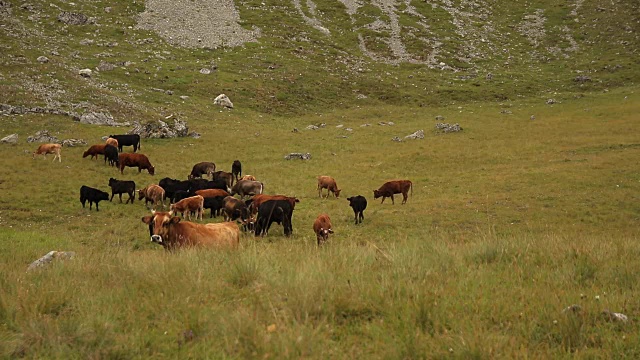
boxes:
[35,135,414,250]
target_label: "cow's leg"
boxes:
[81,199,86,208]
[96,202,100,211]
[380,197,385,204]
[118,193,123,203]
[138,167,142,173]
[360,211,364,223]
[402,192,408,204]
[89,201,93,210]
[390,194,395,205]
[318,186,322,198]
[110,193,115,202]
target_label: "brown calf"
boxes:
[83,144,107,160]
[373,180,413,205]
[33,143,62,162]
[170,195,204,221]
[317,176,341,198]
[313,213,334,246]
[195,189,230,199]
[138,184,165,210]
[240,174,256,181]
[105,137,119,148]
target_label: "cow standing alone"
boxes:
[109,134,141,152]
[118,153,155,175]
[313,214,334,246]
[317,176,341,198]
[373,180,413,204]
[80,185,109,211]
[347,196,367,224]
[33,143,62,162]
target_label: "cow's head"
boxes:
[334,189,342,197]
[373,190,380,199]
[98,191,110,202]
[141,211,180,245]
[137,189,146,200]
[108,178,116,186]
[148,166,155,175]
[82,151,89,158]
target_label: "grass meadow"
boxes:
[0,86,639,358]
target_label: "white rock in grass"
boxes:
[27,251,76,272]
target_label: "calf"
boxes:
[195,189,230,199]
[104,144,119,167]
[232,160,242,181]
[105,137,118,148]
[170,195,204,221]
[240,174,256,181]
[222,196,250,223]
[138,184,165,210]
[373,180,413,204]
[118,153,155,175]
[80,185,109,211]
[171,190,191,204]
[108,134,141,152]
[230,180,264,199]
[254,199,294,237]
[313,213,334,246]
[317,176,341,198]
[108,178,136,204]
[347,195,367,224]
[83,144,107,160]
[189,162,216,180]
[212,171,234,189]
[33,143,62,162]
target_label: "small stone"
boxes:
[199,68,211,75]
[0,134,18,144]
[37,56,49,63]
[79,69,92,78]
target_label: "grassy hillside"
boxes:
[1,0,640,358]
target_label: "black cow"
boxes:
[254,200,293,237]
[104,144,119,167]
[232,160,242,181]
[108,134,141,152]
[80,185,109,211]
[159,178,191,201]
[171,190,191,204]
[347,195,367,224]
[204,196,226,218]
[108,178,136,204]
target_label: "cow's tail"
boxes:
[410,181,413,197]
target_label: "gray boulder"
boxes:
[61,139,87,147]
[213,94,233,109]
[435,123,463,133]
[79,112,128,126]
[27,251,76,272]
[1,134,18,144]
[404,130,425,140]
[57,11,91,25]
[27,130,59,143]
[284,153,311,160]
[129,119,190,139]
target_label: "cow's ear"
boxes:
[141,216,153,224]
[171,216,181,224]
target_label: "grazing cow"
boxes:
[232,160,242,181]
[222,196,251,223]
[104,144,119,167]
[373,180,413,204]
[138,184,165,210]
[212,171,234,188]
[313,213,334,246]
[118,153,155,175]
[108,178,136,204]
[171,190,191,204]
[80,185,109,211]
[33,143,62,162]
[347,195,367,224]
[248,194,299,216]
[254,199,294,237]
[142,211,240,250]
[230,180,264,199]
[317,176,342,198]
[108,134,141,152]
[189,162,216,180]
[83,144,107,160]
[240,175,256,181]
[170,195,204,221]
[105,137,118,148]
[204,196,226,218]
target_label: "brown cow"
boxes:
[249,194,299,216]
[83,144,107,160]
[230,180,264,199]
[222,196,250,223]
[373,180,413,204]
[317,176,341,198]
[313,213,334,246]
[170,195,204,221]
[118,153,155,175]
[105,137,119,148]
[213,171,234,188]
[33,143,62,162]
[240,175,256,181]
[142,211,240,250]
[138,184,165,210]
[195,189,230,199]
[189,162,216,180]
